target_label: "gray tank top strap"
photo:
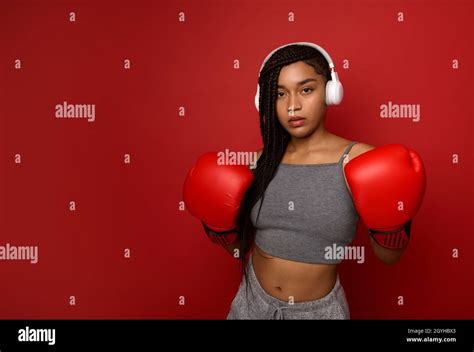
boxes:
[338,141,359,165]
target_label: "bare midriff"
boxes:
[251,244,338,303]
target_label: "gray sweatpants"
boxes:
[226,255,350,320]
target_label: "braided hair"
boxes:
[235,44,332,298]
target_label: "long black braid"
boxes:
[235,44,332,300]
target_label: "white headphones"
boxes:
[254,41,343,111]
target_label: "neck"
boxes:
[287,126,331,153]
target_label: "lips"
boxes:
[288,116,306,128]
[288,116,305,122]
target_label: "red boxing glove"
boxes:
[345,144,427,249]
[183,152,254,245]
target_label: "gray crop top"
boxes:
[250,141,360,264]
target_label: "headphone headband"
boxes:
[257,41,336,75]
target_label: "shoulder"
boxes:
[342,142,376,194]
[256,148,263,160]
[342,142,375,172]
[349,142,376,159]
[330,135,374,160]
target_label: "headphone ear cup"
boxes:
[255,85,260,111]
[325,80,343,105]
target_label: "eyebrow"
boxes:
[278,78,318,89]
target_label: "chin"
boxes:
[286,125,316,138]
[287,129,311,138]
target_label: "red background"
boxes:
[1,0,472,319]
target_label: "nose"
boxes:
[287,94,301,114]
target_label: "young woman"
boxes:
[183,42,426,320]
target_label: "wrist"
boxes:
[201,221,239,246]
[368,220,412,249]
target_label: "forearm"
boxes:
[221,238,241,258]
[369,236,405,265]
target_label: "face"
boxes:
[276,61,327,138]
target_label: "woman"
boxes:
[223,43,409,320]
[183,42,425,320]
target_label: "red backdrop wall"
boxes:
[1,0,472,319]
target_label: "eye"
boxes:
[277,87,313,98]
